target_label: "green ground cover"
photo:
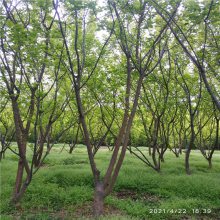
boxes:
[1,145,220,219]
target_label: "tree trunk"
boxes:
[160,148,166,162]
[185,148,191,175]
[160,154,165,162]
[208,158,212,169]
[175,149,179,157]
[93,181,104,216]
[152,148,160,172]
[0,151,3,161]
[33,143,44,167]
[149,146,152,156]
[11,176,30,204]
[12,158,24,202]
[179,147,182,155]
[69,146,74,154]
[185,113,195,175]
[128,145,132,154]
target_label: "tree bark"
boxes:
[208,158,212,169]
[149,146,152,156]
[33,142,44,167]
[185,118,195,175]
[160,153,165,162]
[185,148,191,175]
[13,158,24,197]
[69,146,74,154]
[152,147,160,172]
[0,151,4,161]
[151,118,160,172]
[93,181,104,216]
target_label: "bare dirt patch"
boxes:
[10,203,125,220]
[11,208,71,220]
[73,201,125,219]
[116,189,160,202]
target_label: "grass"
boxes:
[0,144,220,219]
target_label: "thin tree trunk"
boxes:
[149,146,152,156]
[14,159,24,193]
[152,147,160,172]
[185,148,191,175]
[179,146,182,155]
[208,158,212,169]
[185,119,195,175]
[69,146,74,154]
[160,153,165,162]
[0,152,3,161]
[33,142,44,167]
[185,133,193,175]
[151,118,160,171]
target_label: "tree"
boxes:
[54,0,184,215]
[0,0,61,202]
[175,58,202,175]
[152,0,220,110]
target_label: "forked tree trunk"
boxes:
[159,147,167,162]
[12,175,31,204]
[33,143,44,167]
[12,158,25,202]
[93,181,104,216]
[11,142,31,204]
[152,147,160,172]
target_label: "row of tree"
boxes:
[0,0,219,216]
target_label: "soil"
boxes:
[116,189,160,202]
[10,202,125,219]
[73,201,124,219]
